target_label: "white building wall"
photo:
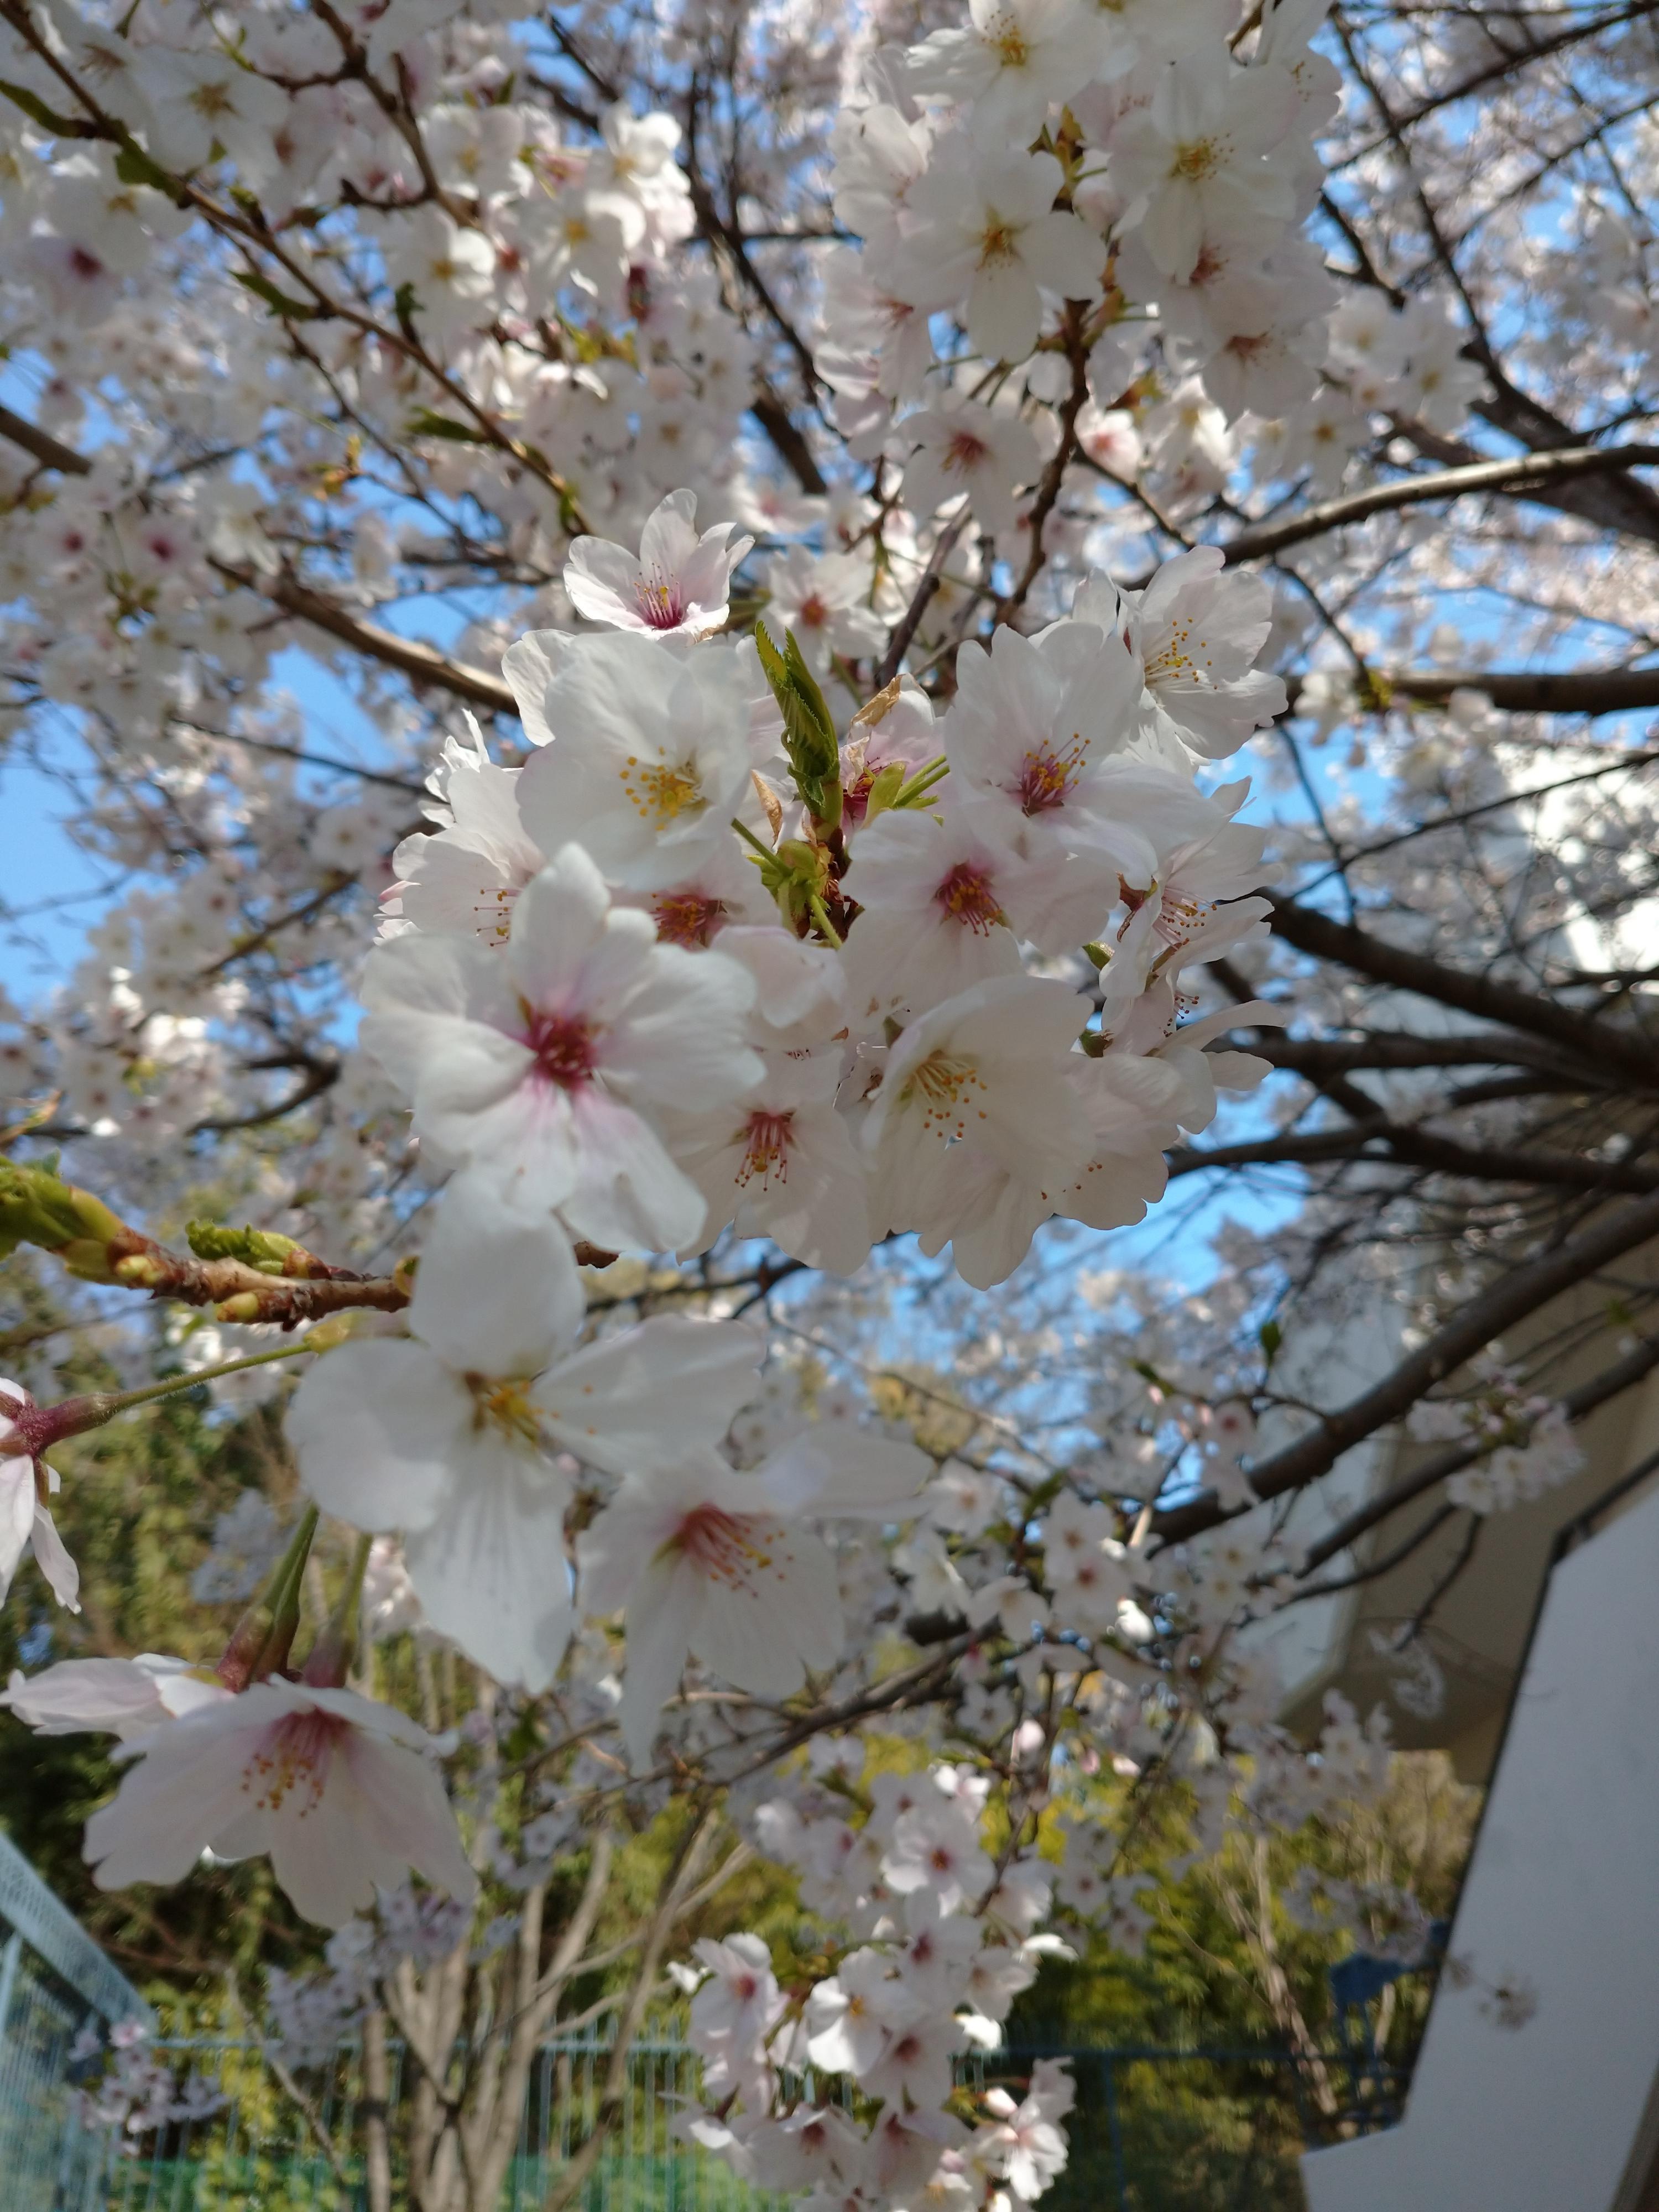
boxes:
[1302,1478,1659,2212]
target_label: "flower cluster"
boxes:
[1410,1359,1585,1517]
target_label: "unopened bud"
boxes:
[0,1160,129,1277]
[302,1311,363,1353]
[217,1503,319,1691]
[214,1292,264,1324]
[113,1253,168,1288]
[187,1220,304,1276]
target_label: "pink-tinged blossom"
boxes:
[901,401,1041,534]
[577,1427,928,1767]
[841,810,1027,1027]
[942,619,1218,882]
[563,488,753,637]
[883,1802,996,1913]
[763,547,887,676]
[359,843,763,1253]
[0,1380,79,1614]
[667,1048,874,1275]
[690,1931,785,2048]
[84,1677,476,1929]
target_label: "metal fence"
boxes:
[0,1826,152,2211]
[13,2021,1404,2212]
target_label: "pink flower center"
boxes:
[738,1110,793,1188]
[653,891,728,947]
[944,429,989,476]
[634,568,687,629]
[797,592,828,629]
[1015,735,1086,814]
[242,1708,348,1817]
[524,1008,598,1087]
[935,862,1003,933]
[670,1504,774,1585]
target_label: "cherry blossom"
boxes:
[564,490,754,638]
[893,145,1104,365]
[359,844,763,1252]
[84,1677,476,1929]
[577,1426,928,1766]
[0,1380,79,1614]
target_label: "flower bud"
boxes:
[187,1221,304,1276]
[0,1160,129,1280]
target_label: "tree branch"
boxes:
[1267,898,1659,1088]
[1223,443,1659,565]
[1154,1188,1659,1545]
[1297,1327,1659,1576]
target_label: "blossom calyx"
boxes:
[738,827,844,944]
[0,1386,132,1462]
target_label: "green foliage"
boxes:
[754,622,841,825]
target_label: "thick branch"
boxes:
[1267,898,1659,1088]
[1167,1122,1659,1193]
[1154,1188,1659,1545]
[1250,1030,1594,1083]
[1297,1328,1659,1577]
[1225,444,1659,564]
[229,567,518,717]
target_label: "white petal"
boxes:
[536,1316,761,1475]
[410,1172,585,1374]
[404,1445,575,1692]
[30,1507,79,1611]
[620,1557,700,1769]
[286,1340,468,1533]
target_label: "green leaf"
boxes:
[233,269,320,321]
[755,620,841,821]
[114,140,176,195]
[393,280,422,326]
[405,408,490,444]
[0,79,82,133]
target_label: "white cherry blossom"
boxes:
[894,145,1103,364]
[509,632,757,891]
[563,489,753,637]
[359,844,763,1252]
[0,1379,79,1614]
[84,1677,476,1929]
